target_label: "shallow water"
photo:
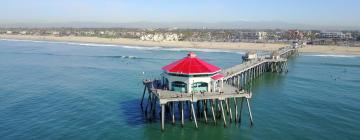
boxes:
[0,40,359,140]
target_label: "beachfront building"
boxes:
[161,52,224,93]
[320,32,346,39]
[140,33,182,41]
[242,51,258,61]
[241,32,268,40]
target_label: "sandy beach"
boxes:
[1,34,360,55]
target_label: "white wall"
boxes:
[163,73,212,93]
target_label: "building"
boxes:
[287,30,304,39]
[242,51,257,61]
[52,31,60,36]
[241,32,268,40]
[19,31,27,35]
[161,52,224,93]
[320,32,346,39]
[140,33,182,41]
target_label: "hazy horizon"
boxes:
[1,0,360,30]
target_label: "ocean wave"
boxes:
[0,38,119,47]
[120,45,163,50]
[75,43,118,47]
[1,38,246,54]
[96,55,139,59]
[161,47,243,53]
[121,45,246,54]
[0,51,141,60]
[302,54,360,58]
[1,38,48,43]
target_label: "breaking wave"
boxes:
[1,39,245,54]
[116,45,246,54]
[0,51,141,60]
[302,54,360,58]
[95,55,139,59]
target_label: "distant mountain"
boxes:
[1,21,359,30]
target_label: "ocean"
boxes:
[0,40,359,140]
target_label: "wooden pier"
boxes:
[140,46,298,131]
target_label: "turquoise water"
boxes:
[0,40,359,140]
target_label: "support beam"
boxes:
[211,99,216,125]
[152,96,157,118]
[191,102,198,128]
[241,73,244,88]
[203,100,208,124]
[244,71,247,86]
[228,99,233,123]
[140,86,146,108]
[181,102,184,127]
[172,102,175,125]
[220,100,227,127]
[148,94,154,120]
[225,98,230,115]
[188,101,193,121]
[197,101,201,118]
[234,97,238,123]
[161,104,165,131]
[238,98,244,124]
[217,100,221,119]
[145,93,151,117]
[246,98,254,126]
[238,74,241,88]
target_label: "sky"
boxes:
[1,0,360,28]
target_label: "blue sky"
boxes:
[1,0,360,27]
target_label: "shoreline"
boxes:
[1,34,360,55]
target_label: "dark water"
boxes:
[0,40,359,140]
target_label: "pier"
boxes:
[140,46,298,131]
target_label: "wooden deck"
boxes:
[144,80,251,104]
[222,58,286,80]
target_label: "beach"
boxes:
[1,34,360,55]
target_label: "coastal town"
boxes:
[2,0,360,139]
[1,28,359,47]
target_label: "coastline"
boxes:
[1,34,360,55]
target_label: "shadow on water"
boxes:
[118,99,147,126]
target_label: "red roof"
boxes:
[211,74,224,80]
[162,52,221,75]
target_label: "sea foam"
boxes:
[1,39,245,54]
[302,54,360,58]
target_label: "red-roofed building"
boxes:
[161,52,224,93]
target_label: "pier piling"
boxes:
[161,104,165,131]
[234,97,239,123]
[181,102,184,127]
[172,102,175,125]
[239,98,244,124]
[246,98,254,126]
[191,102,198,128]
[220,100,227,127]
[211,100,216,125]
